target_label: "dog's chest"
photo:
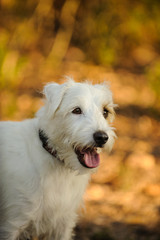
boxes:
[37,169,89,229]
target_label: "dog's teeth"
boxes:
[96,148,101,154]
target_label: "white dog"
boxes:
[0,79,116,240]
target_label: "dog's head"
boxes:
[38,78,116,174]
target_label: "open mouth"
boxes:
[75,147,100,168]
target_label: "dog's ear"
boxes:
[43,83,67,117]
[94,82,117,123]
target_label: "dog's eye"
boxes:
[72,107,82,115]
[103,108,109,119]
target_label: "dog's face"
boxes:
[38,79,116,174]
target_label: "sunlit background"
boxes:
[0,0,160,239]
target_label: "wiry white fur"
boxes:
[0,79,116,240]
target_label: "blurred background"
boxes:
[0,0,160,239]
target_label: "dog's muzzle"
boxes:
[75,131,108,169]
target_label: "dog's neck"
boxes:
[39,129,60,161]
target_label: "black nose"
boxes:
[93,131,109,147]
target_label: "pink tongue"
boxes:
[84,152,100,168]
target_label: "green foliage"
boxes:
[0,31,28,89]
[73,0,160,67]
[1,0,160,68]
[146,60,160,99]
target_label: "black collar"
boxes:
[39,129,58,159]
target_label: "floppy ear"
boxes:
[43,82,67,117]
